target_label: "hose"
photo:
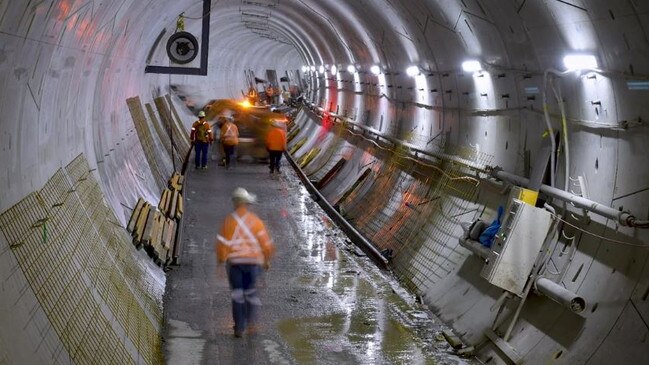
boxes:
[627,218,649,228]
[542,69,559,188]
[551,80,570,191]
[542,67,604,190]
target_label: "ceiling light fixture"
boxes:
[563,54,598,71]
[310,65,316,72]
[406,65,420,77]
[461,60,482,73]
[318,65,325,74]
[331,64,338,75]
[347,65,357,74]
[370,65,381,75]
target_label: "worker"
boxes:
[220,116,239,169]
[190,111,213,169]
[265,120,287,176]
[216,188,275,337]
[281,89,291,105]
[265,84,274,105]
[247,87,258,105]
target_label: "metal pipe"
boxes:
[535,277,585,313]
[489,167,636,227]
[304,105,487,172]
[285,152,389,269]
[458,238,491,260]
[305,102,647,228]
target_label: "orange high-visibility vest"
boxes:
[191,120,213,143]
[216,207,274,265]
[221,121,239,146]
[265,127,287,152]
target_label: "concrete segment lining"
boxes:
[1,0,649,363]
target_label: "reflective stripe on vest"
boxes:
[224,124,235,137]
[217,213,262,260]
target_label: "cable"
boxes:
[343,125,480,185]
[630,220,649,228]
[556,216,649,248]
[551,80,570,191]
[542,69,569,188]
[344,128,391,151]
[401,155,481,185]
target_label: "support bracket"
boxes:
[145,0,210,75]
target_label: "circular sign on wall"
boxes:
[166,31,199,64]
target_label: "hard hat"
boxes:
[232,187,257,204]
[198,111,206,118]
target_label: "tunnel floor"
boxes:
[162,158,472,365]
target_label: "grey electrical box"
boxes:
[480,200,554,296]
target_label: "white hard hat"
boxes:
[198,111,206,118]
[232,187,257,204]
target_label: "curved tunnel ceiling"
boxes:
[1,0,649,364]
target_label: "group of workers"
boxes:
[190,109,287,174]
[246,85,280,106]
[190,109,288,337]
[190,111,240,169]
[246,84,298,106]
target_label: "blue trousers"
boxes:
[227,264,261,333]
[194,142,209,168]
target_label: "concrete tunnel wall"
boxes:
[0,0,648,364]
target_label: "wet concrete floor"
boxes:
[163,159,473,365]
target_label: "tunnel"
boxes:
[1,0,649,364]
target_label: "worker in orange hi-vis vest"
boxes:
[220,116,239,169]
[265,120,287,176]
[216,188,275,338]
[190,111,213,169]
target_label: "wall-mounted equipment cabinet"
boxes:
[480,199,554,296]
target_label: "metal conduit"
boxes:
[488,167,649,228]
[458,238,491,260]
[535,277,585,313]
[284,151,390,269]
[305,103,488,173]
[302,103,649,228]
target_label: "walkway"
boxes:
[163,160,466,364]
